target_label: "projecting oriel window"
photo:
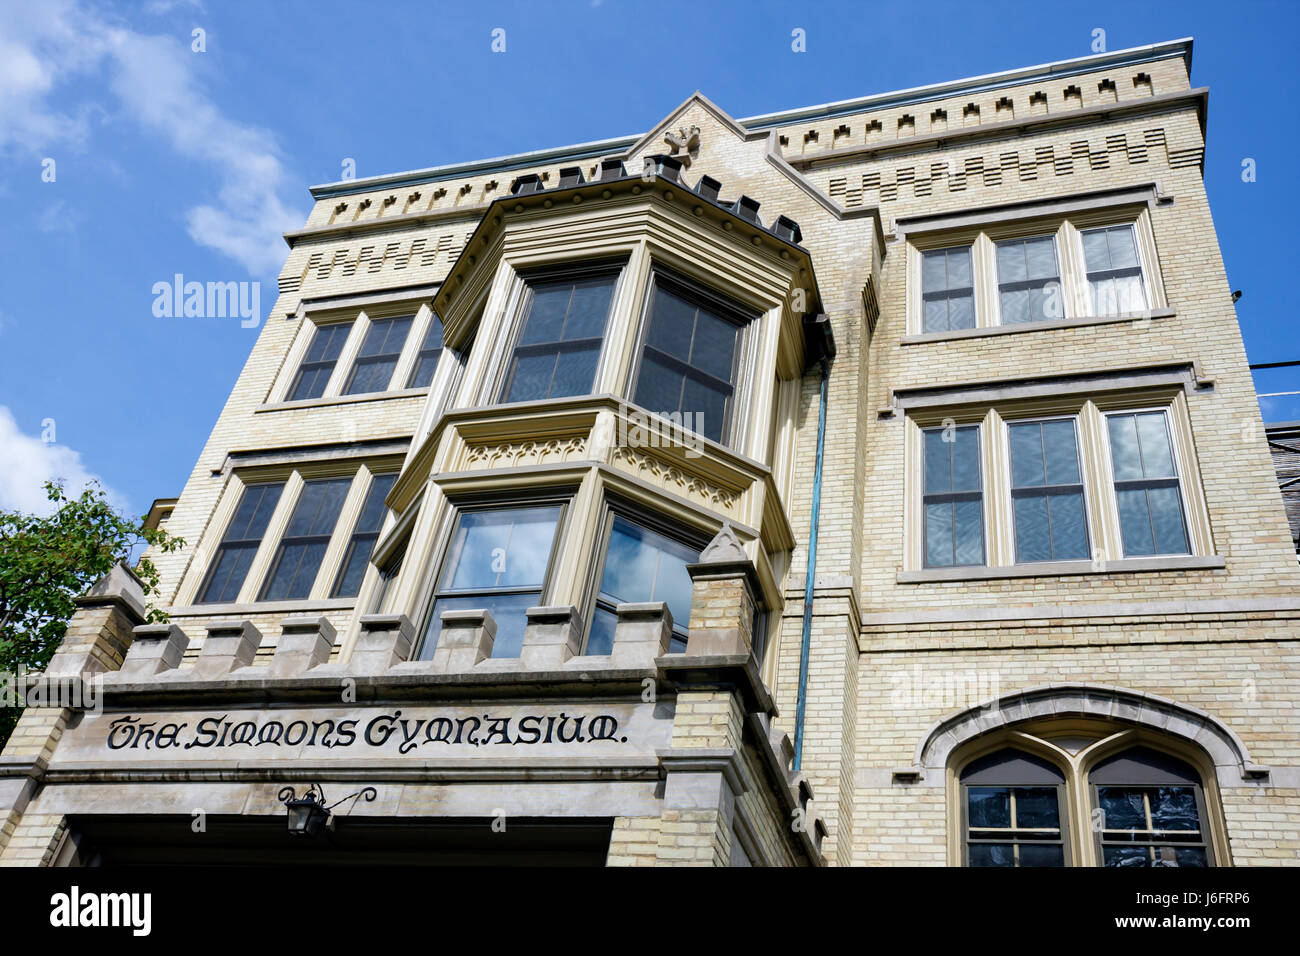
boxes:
[502,274,615,403]
[962,748,1068,867]
[259,477,352,601]
[586,514,700,656]
[288,321,353,401]
[921,245,975,333]
[1082,224,1148,316]
[631,278,748,445]
[406,314,444,389]
[923,425,985,567]
[197,482,285,604]
[1091,747,1213,867]
[344,314,414,395]
[331,473,397,598]
[1106,410,1189,557]
[418,503,563,660]
[995,235,1062,325]
[1008,418,1090,562]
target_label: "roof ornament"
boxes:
[664,125,701,166]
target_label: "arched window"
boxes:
[960,748,1067,867]
[1090,746,1213,867]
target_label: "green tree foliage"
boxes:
[0,481,183,746]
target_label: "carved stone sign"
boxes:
[52,702,673,765]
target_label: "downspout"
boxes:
[794,315,834,772]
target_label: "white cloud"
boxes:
[0,0,301,275]
[37,198,84,234]
[0,406,127,516]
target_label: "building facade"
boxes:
[3,38,1298,867]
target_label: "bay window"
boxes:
[502,273,616,403]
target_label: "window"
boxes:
[418,504,563,660]
[197,482,284,603]
[908,396,1207,574]
[1009,419,1089,562]
[632,278,748,444]
[288,322,353,401]
[1091,747,1213,867]
[909,212,1161,335]
[1106,411,1189,556]
[923,425,984,567]
[259,477,352,601]
[332,473,397,598]
[962,748,1067,867]
[406,314,444,388]
[586,514,700,655]
[1082,225,1148,317]
[995,236,1061,325]
[344,314,413,395]
[921,246,975,333]
[502,274,615,403]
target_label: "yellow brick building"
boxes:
[2,37,1297,866]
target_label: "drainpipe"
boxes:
[794,314,834,772]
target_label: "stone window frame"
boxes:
[270,294,441,406]
[904,202,1166,340]
[901,386,1214,580]
[947,719,1229,868]
[178,458,402,611]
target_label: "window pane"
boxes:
[996,242,1027,283]
[1148,486,1189,554]
[262,541,328,601]
[925,501,954,567]
[199,483,284,603]
[1015,787,1061,828]
[285,479,351,537]
[645,287,696,362]
[681,376,728,443]
[261,478,350,601]
[1116,487,1156,556]
[946,247,972,288]
[442,506,561,591]
[1024,237,1057,279]
[407,316,444,388]
[1107,415,1144,481]
[1018,844,1065,867]
[1042,420,1081,485]
[596,517,699,642]
[953,499,984,565]
[550,345,600,398]
[967,787,1011,828]
[1135,412,1176,477]
[952,427,981,491]
[585,606,620,656]
[922,249,948,291]
[563,279,615,340]
[426,591,538,659]
[1014,495,1051,562]
[923,298,948,334]
[1173,848,1208,867]
[1103,845,1151,867]
[1107,225,1139,268]
[227,483,284,541]
[924,430,952,494]
[1009,423,1046,488]
[1081,229,1111,270]
[519,284,571,344]
[1150,786,1201,832]
[968,843,1015,867]
[1098,787,1147,830]
[1048,490,1089,560]
[947,292,975,330]
[691,311,739,381]
[200,546,256,604]
[632,354,684,418]
[505,352,556,403]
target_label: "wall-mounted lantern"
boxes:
[277,784,377,837]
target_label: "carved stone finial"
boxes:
[663,125,701,167]
[698,522,747,564]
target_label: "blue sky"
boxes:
[1,0,1297,517]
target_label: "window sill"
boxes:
[898,554,1225,583]
[170,597,357,617]
[257,387,429,413]
[900,308,1175,345]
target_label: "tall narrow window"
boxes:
[1082,224,1148,316]
[1009,419,1089,562]
[502,275,615,403]
[259,478,351,601]
[197,482,284,604]
[406,314,444,388]
[996,236,1061,324]
[632,280,746,444]
[419,504,563,660]
[1091,747,1213,867]
[586,515,700,656]
[288,322,353,401]
[921,246,975,333]
[1106,411,1189,556]
[962,748,1067,867]
[923,425,985,567]
[344,314,413,395]
[332,473,397,598]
